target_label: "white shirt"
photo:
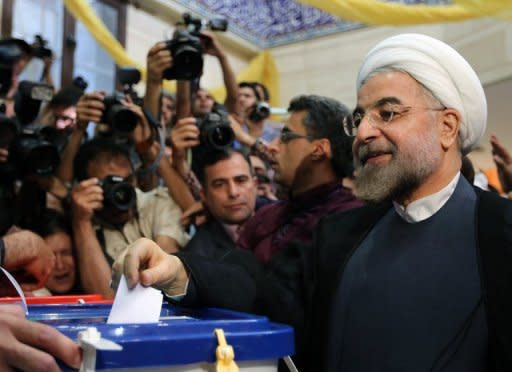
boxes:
[393,172,461,223]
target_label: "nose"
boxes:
[355,113,380,144]
[227,181,240,199]
[55,254,64,270]
[268,137,279,154]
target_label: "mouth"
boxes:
[268,159,279,170]
[361,151,392,165]
[51,272,71,282]
[226,203,247,211]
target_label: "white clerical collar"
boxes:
[393,172,461,223]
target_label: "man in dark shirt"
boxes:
[184,149,257,259]
[238,94,363,262]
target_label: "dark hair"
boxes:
[288,95,354,178]
[48,86,83,108]
[30,208,72,238]
[30,208,82,294]
[73,138,133,181]
[197,148,253,187]
[252,82,270,102]
[238,82,261,101]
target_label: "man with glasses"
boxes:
[114,34,512,371]
[237,95,362,262]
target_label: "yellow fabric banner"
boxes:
[296,0,512,25]
[63,0,279,104]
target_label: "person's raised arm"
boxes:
[71,178,114,298]
[57,91,105,183]
[201,31,238,114]
[143,42,172,119]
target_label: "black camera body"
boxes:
[100,175,136,212]
[249,102,270,122]
[101,93,139,134]
[15,81,53,125]
[0,121,60,180]
[32,35,52,59]
[196,111,234,150]
[163,13,228,81]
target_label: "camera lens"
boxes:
[13,135,59,177]
[112,185,132,206]
[101,177,136,212]
[173,45,203,80]
[207,125,234,150]
[112,106,138,133]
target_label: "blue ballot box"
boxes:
[29,303,294,371]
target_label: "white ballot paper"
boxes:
[107,275,163,324]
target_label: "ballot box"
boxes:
[29,303,294,371]
[0,294,112,305]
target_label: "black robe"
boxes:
[175,188,512,371]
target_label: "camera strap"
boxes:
[136,107,165,177]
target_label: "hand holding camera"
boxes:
[201,31,224,59]
[71,178,104,222]
[76,91,105,131]
[171,117,200,159]
[146,42,173,84]
[162,13,227,81]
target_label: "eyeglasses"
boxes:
[342,102,445,137]
[279,127,315,143]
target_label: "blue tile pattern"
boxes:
[174,0,452,47]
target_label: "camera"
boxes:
[248,102,270,122]
[163,13,228,81]
[196,111,234,150]
[118,67,143,106]
[100,67,143,134]
[14,80,53,125]
[100,175,136,212]
[0,120,60,180]
[32,35,52,59]
[101,93,139,133]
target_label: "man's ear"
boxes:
[438,108,461,151]
[311,138,331,161]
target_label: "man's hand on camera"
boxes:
[147,42,173,85]
[171,117,200,159]
[201,31,224,59]
[71,178,103,222]
[111,238,189,296]
[76,91,106,130]
[121,96,154,154]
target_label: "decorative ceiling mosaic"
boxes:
[173,0,452,48]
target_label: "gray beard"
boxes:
[353,133,441,204]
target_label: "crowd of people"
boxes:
[1,29,512,372]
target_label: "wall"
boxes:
[270,19,512,170]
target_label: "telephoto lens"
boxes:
[196,112,234,150]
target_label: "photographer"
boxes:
[231,81,281,145]
[70,137,190,298]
